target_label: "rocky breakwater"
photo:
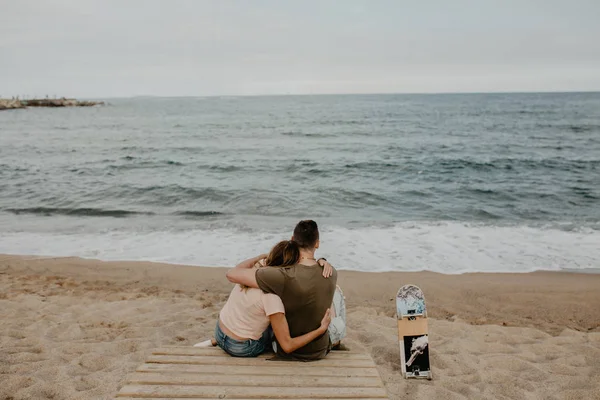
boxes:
[0,99,26,110]
[0,98,104,110]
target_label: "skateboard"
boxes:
[396,284,431,379]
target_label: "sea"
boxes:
[1,93,599,274]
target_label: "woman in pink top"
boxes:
[195,240,331,357]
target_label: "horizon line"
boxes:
[99,89,600,100]
[4,89,600,100]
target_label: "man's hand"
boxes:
[317,258,334,278]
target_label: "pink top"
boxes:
[219,284,285,340]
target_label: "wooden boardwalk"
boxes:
[115,346,388,399]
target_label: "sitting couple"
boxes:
[195,220,346,360]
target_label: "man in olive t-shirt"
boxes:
[256,257,337,360]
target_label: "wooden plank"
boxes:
[126,372,383,388]
[152,347,371,360]
[397,316,428,337]
[116,384,388,398]
[136,363,380,377]
[116,398,387,400]
[146,355,375,368]
[116,347,388,399]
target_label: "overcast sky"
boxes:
[1,0,599,97]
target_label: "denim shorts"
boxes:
[214,321,272,358]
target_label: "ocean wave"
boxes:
[1,221,598,274]
[569,124,598,133]
[118,185,233,205]
[470,208,503,220]
[118,146,172,152]
[108,159,185,169]
[207,165,240,172]
[569,187,599,200]
[534,123,600,133]
[465,188,518,202]
[5,207,152,218]
[106,160,241,172]
[344,162,399,170]
[3,206,230,219]
[280,131,336,138]
[175,211,224,217]
[319,188,391,208]
[434,158,600,172]
[437,159,501,171]
[504,109,558,115]
[283,161,319,172]
[0,164,29,173]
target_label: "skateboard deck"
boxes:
[396,284,431,379]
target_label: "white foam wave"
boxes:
[0,222,598,274]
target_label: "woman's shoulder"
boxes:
[230,284,262,300]
[261,291,284,309]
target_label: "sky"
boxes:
[1,0,599,97]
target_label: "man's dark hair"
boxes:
[292,220,319,249]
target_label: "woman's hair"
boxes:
[239,240,299,291]
[264,240,300,267]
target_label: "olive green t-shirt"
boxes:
[256,263,337,360]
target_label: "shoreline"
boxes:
[2,253,599,399]
[2,251,599,276]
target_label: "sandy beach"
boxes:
[1,254,599,400]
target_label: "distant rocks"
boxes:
[0,99,26,110]
[0,98,105,110]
